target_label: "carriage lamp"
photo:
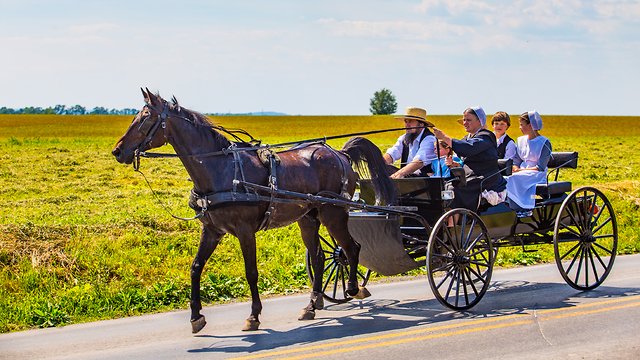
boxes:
[441,190,454,200]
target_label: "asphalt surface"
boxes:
[2,253,639,360]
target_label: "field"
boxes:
[1,113,640,333]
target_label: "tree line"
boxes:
[0,105,138,115]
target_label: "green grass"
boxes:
[1,114,640,333]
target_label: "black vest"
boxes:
[497,134,513,159]
[401,128,433,167]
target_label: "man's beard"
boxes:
[403,130,419,147]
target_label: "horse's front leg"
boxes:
[237,228,262,331]
[297,211,324,320]
[190,226,223,334]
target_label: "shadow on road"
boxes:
[187,281,640,355]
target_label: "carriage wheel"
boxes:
[554,186,617,290]
[427,208,493,310]
[306,234,371,304]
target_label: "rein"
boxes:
[136,126,426,161]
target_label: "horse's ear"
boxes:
[141,87,150,104]
[145,87,161,107]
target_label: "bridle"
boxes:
[133,100,171,171]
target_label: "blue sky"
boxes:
[1,0,638,115]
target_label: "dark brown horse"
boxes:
[111,89,395,333]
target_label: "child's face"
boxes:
[493,120,509,136]
[436,143,449,156]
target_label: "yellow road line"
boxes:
[227,295,640,360]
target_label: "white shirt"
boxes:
[385,129,436,174]
[497,133,516,159]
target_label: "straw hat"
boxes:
[395,107,434,127]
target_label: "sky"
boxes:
[1,0,639,115]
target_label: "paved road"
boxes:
[2,254,640,360]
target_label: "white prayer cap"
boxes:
[528,110,543,131]
[471,106,486,127]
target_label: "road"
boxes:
[2,254,639,360]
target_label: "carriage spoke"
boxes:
[592,246,608,269]
[468,266,486,283]
[332,266,341,299]
[465,231,487,252]
[433,261,454,273]
[319,235,336,250]
[584,246,590,287]
[559,222,582,238]
[592,217,612,235]
[574,245,586,285]
[469,246,491,259]
[464,268,480,297]
[323,264,337,292]
[436,266,456,289]
[444,269,458,301]
[592,241,614,255]
[566,245,583,274]
[586,194,598,228]
[444,224,459,252]
[559,242,581,261]
[588,246,599,283]
[434,235,456,255]
[567,200,584,233]
[454,271,461,307]
[461,267,469,305]
[464,218,477,250]
[340,266,347,298]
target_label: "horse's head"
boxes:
[112,88,171,164]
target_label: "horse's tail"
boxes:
[341,136,396,205]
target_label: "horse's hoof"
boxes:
[352,286,371,300]
[242,318,260,331]
[311,291,324,310]
[298,309,316,321]
[191,315,207,334]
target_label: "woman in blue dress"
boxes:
[506,111,553,217]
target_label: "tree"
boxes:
[369,88,397,115]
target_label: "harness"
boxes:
[130,103,424,226]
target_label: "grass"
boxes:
[1,113,640,333]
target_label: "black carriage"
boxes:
[306,151,618,310]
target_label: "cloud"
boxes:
[68,23,119,36]
[315,18,472,41]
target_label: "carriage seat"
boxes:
[535,152,578,197]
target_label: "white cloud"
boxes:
[68,23,119,35]
[315,18,473,41]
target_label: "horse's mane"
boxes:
[167,95,232,148]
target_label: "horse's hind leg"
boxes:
[190,226,224,334]
[237,228,262,331]
[297,210,324,320]
[319,205,361,297]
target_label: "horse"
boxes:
[111,88,395,333]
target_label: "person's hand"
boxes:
[390,171,404,179]
[512,165,520,173]
[444,155,454,167]
[432,128,452,146]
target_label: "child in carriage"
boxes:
[506,111,553,217]
[491,111,516,159]
[428,140,463,178]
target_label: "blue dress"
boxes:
[430,156,463,178]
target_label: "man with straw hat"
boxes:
[383,107,436,178]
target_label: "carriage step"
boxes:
[400,226,427,231]
[385,206,419,212]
